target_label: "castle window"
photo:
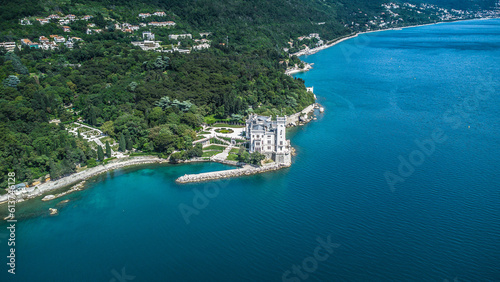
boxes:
[267,146,271,150]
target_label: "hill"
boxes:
[0,0,498,189]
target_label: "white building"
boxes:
[0,42,16,52]
[168,34,192,40]
[54,36,66,43]
[131,40,162,51]
[192,43,210,50]
[36,18,49,25]
[20,18,31,25]
[246,114,291,165]
[142,31,155,40]
[153,11,166,16]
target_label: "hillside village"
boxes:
[0,11,211,54]
[2,2,498,55]
[286,2,500,55]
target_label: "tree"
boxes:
[105,141,111,158]
[119,133,126,152]
[5,52,28,74]
[97,146,104,161]
[250,152,265,165]
[237,147,250,163]
[187,143,203,158]
[125,131,133,150]
[3,75,20,89]
[87,158,97,168]
[170,151,185,163]
[89,106,97,126]
[101,121,115,137]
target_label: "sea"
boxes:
[1,19,499,281]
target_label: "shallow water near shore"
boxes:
[1,19,500,281]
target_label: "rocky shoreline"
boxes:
[0,156,168,205]
[1,101,321,207]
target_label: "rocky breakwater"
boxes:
[176,163,289,184]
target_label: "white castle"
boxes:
[245,114,291,165]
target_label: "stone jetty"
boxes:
[176,163,289,184]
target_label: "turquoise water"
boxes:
[2,19,500,281]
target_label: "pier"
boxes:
[176,163,289,184]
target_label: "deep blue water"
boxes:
[2,19,500,281]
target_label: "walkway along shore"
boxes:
[0,156,167,205]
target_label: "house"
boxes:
[87,23,96,28]
[142,31,155,40]
[246,114,291,165]
[131,40,162,51]
[65,41,74,48]
[94,29,102,33]
[21,39,39,49]
[139,23,147,27]
[41,42,58,50]
[199,32,211,37]
[0,42,16,52]
[48,14,60,19]
[86,29,93,35]
[139,13,151,18]
[54,36,66,43]
[62,26,71,32]
[59,19,70,25]
[20,18,31,25]
[192,43,210,50]
[39,36,49,43]
[123,28,133,33]
[168,34,192,40]
[49,34,59,38]
[153,11,166,16]
[36,18,49,25]
[21,38,33,46]
[148,21,173,27]
[130,25,140,31]
[82,15,93,21]
[70,37,82,41]
[66,14,76,20]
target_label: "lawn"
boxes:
[230,148,240,154]
[212,123,244,128]
[204,145,226,151]
[215,128,234,133]
[100,136,115,145]
[219,136,247,144]
[202,151,222,158]
[226,153,239,161]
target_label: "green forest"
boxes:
[0,0,496,190]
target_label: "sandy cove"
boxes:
[0,156,167,205]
